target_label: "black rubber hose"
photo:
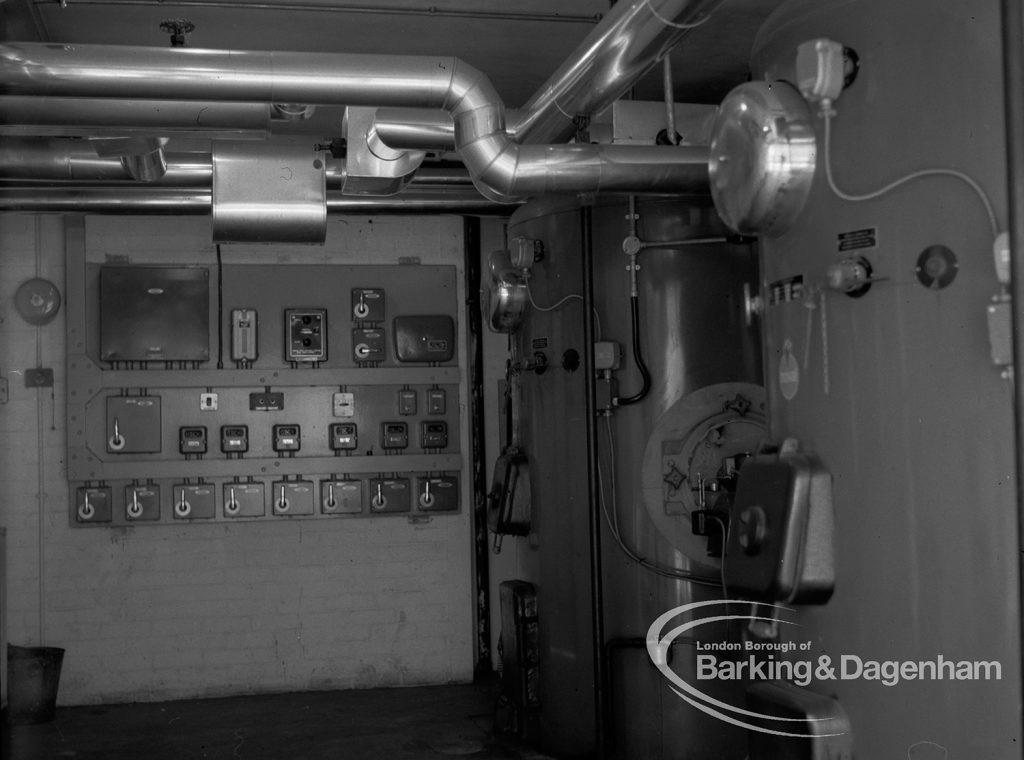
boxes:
[616,295,651,406]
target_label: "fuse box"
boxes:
[272,424,301,453]
[179,426,208,456]
[398,389,418,415]
[426,388,446,414]
[381,422,409,450]
[329,422,358,451]
[393,315,455,363]
[421,421,448,449]
[285,309,327,362]
[220,425,249,454]
[231,308,258,362]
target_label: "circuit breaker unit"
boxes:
[285,309,327,362]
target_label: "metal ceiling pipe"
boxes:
[511,0,726,144]
[0,39,710,202]
[0,187,512,215]
[374,108,456,151]
[0,96,271,136]
[0,139,475,189]
[0,43,462,106]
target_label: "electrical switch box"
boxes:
[106,396,162,454]
[724,450,835,604]
[125,484,160,521]
[285,308,327,362]
[220,425,249,454]
[179,425,208,455]
[272,480,316,516]
[249,391,284,411]
[351,287,386,322]
[426,388,446,415]
[172,483,216,520]
[76,486,112,523]
[368,477,411,514]
[393,315,455,363]
[380,421,409,450]
[321,479,363,514]
[231,308,258,362]
[332,392,355,417]
[329,422,358,451]
[272,424,301,452]
[398,389,417,415]
[421,421,448,449]
[416,475,459,512]
[352,328,386,362]
[222,482,264,518]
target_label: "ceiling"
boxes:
[1,0,778,138]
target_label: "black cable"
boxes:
[215,243,224,369]
[615,295,651,406]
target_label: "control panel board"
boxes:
[66,261,463,526]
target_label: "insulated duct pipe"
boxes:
[0,20,711,202]
[511,0,725,143]
[0,139,475,188]
[0,96,271,137]
[0,187,510,214]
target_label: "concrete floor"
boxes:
[1,680,555,760]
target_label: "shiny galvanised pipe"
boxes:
[0,187,510,214]
[0,96,272,135]
[511,0,726,143]
[373,107,457,151]
[0,43,461,106]
[0,40,711,201]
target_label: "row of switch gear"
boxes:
[75,475,459,523]
[178,420,449,455]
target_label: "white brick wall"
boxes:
[0,214,474,705]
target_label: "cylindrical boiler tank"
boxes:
[734,0,1022,756]
[504,194,762,759]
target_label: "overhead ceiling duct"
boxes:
[511,0,726,144]
[0,187,511,215]
[1,0,718,205]
[0,96,271,138]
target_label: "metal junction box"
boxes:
[222,482,264,518]
[416,475,459,512]
[723,451,835,604]
[106,396,162,454]
[125,484,160,521]
[368,478,411,514]
[320,479,363,514]
[272,480,315,516]
[393,315,455,363]
[76,486,112,524]
[172,483,216,520]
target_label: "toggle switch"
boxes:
[352,328,386,362]
[76,486,112,523]
[222,482,264,518]
[172,483,216,520]
[351,287,385,321]
[125,484,160,521]
[321,479,363,514]
[106,396,162,453]
[273,480,315,516]
[416,475,459,512]
[368,478,411,514]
